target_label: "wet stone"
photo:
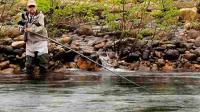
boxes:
[142,49,150,60]
[0,61,10,70]
[164,49,180,60]
[124,53,140,63]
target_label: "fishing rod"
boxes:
[29,31,151,93]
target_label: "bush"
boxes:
[140,28,154,37]
[36,0,52,13]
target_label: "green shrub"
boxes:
[36,0,51,12]
[140,28,154,37]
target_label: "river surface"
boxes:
[0,71,200,112]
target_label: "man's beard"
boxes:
[29,11,36,15]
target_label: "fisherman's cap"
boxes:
[27,0,37,6]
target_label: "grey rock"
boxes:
[164,49,179,60]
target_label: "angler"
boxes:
[18,0,48,80]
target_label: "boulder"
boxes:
[124,53,140,63]
[157,59,165,67]
[182,42,194,49]
[0,68,14,75]
[74,55,102,71]
[9,64,21,74]
[183,51,197,61]
[194,47,200,56]
[154,51,163,58]
[0,27,21,38]
[59,35,72,44]
[0,55,5,62]
[186,29,200,39]
[14,35,24,41]
[166,44,176,49]
[11,41,25,49]
[0,45,14,55]
[196,57,200,62]
[142,49,150,60]
[94,42,106,49]
[177,48,186,54]
[194,36,200,47]
[0,61,10,70]
[75,25,94,36]
[0,38,13,45]
[187,39,195,43]
[164,49,179,60]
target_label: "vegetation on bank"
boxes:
[0,0,199,38]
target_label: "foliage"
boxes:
[43,0,181,40]
[140,28,154,37]
[47,1,106,37]
[36,0,61,13]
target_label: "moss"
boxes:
[140,28,154,37]
[150,10,164,18]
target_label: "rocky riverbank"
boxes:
[1,0,200,74]
[1,25,200,74]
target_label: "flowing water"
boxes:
[0,71,200,112]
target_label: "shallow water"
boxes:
[0,72,200,112]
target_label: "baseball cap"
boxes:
[27,0,37,6]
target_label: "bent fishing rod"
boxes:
[29,31,151,93]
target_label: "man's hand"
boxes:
[24,28,31,32]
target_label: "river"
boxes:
[0,71,199,112]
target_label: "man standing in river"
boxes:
[18,0,49,79]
